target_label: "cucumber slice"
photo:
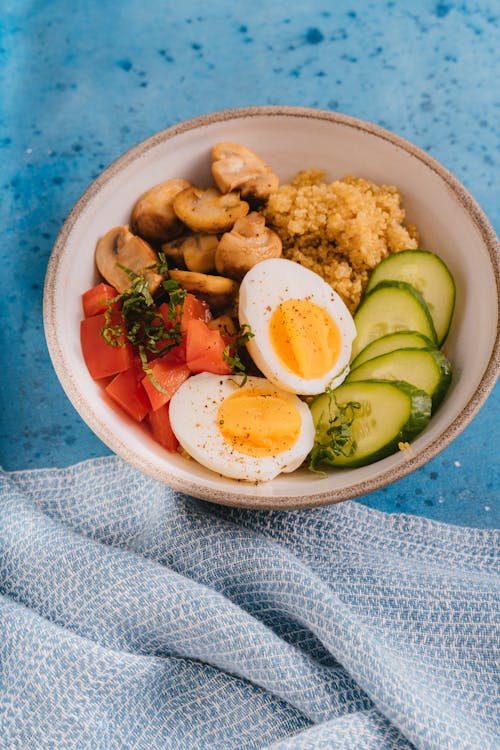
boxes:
[347,347,452,409]
[364,250,456,345]
[350,330,436,369]
[351,280,437,360]
[310,380,432,468]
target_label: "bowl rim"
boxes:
[43,105,500,509]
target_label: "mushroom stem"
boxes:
[211,142,279,203]
[214,212,282,281]
[161,234,219,273]
[172,186,249,234]
[168,268,238,311]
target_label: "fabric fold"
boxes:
[1,595,309,749]
[1,457,499,750]
[0,470,369,725]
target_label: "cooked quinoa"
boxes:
[262,170,419,312]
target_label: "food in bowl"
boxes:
[169,374,315,482]
[263,170,420,312]
[238,258,356,395]
[79,140,456,482]
[42,107,499,508]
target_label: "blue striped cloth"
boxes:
[1,456,498,749]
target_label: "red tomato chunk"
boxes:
[105,359,151,422]
[82,283,119,318]
[185,318,232,375]
[180,293,212,333]
[157,292,212,335]
[142,360,191,411]
[158,340,187,365]
[80,284,235,453]
[80,313,134,379]
[148,403,179,452]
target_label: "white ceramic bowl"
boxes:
[44,106,500,509]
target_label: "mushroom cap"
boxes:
[172,186,249,234]
[160,234,219,273]
[182,234,219,273]
[168,268,238,311]
[131,178,191,243]
[211,142,279,203]
[160,236,187,268]
[95,226,163,294]
[207,314,238,336]
[214,212,282,281]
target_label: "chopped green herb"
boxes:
[101,319,125,347]
[309,391,360,474]
[223,324,254,385]
[138,345,169,395]
[118,263,155,305]
[149,251,170,277]
[101,255,186,391]
[162,278,186,326]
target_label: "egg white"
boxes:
[168,373,315,482]
[238,258,356,395]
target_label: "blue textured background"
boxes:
[1,0,498,527]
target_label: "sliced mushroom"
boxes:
[161,234,219,273]
[172,186,249,234]
[168,268,238,310]
[131,178,191,243]
[160,236,188,268]
[95,226,163,294]
[214,212,282,281]
[207,314,238,336]
[211,142,279,203]
[182,234,219,273]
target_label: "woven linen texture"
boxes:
[0,456,498,749]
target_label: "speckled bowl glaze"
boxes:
[44,106,500,509]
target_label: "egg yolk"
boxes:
[217,389,302,457]
[269,298,341,379]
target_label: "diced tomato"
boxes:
[105,359,151,421]
[142,359,191,411]
[143,342,187,368]
[80,313,134,379]
[148,311,188,361]
[157,302,173,329]
[82,283,119,318]
[148,403,179,452]
[181,293,212,333]
[160,341,187,364]
[158,293,212,335]
[185,318,232,375]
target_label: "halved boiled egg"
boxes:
[238,258,357,395]
[169,373,315,482]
